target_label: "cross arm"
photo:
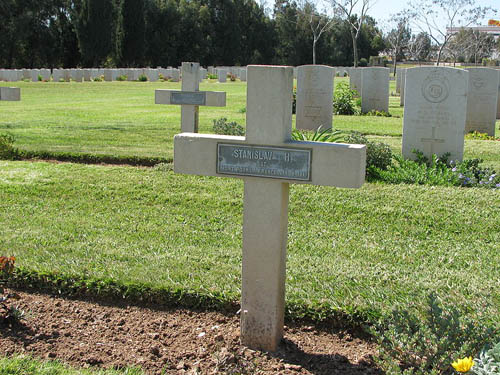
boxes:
[174,133,366,188]
[155,90,226,106]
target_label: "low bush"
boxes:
[138,74,148,82]
[0,133,20,160]
[292,86,297,114]
[116,75,127,81]
[212,117,245,136]
[0,256,24,326]
[333,82,358,115]
[344,132,393,176]
[372,293,498,375]
[472,341,500,374]
[229,73,237,81]
[465,131,500,141]
[362,110,392,117]
[92,76,103,82]
[291,126,344,142]
[372,151,500,188]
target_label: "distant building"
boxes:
[447,20,500,41]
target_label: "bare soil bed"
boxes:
[0,288,382,374]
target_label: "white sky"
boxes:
[264,0,500,33]
[368,0,499,31]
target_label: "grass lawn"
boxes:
[1,160,499,324]
[1,79,498,169]
[0,356,143,375]
[0,77,499,328]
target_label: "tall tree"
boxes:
[328,0,375,67]
[118,0,146,67]
[384,14,410,75]
[76,0,118,67]
[144,0,181,67]
[299,0,336,64]
[407,32,431,65]
[406,0,494,65]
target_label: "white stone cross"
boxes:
[155,62,226,133]
[0,87,21,101]
[174,65,366,352]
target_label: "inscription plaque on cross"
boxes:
[155,62,226,133]
[0,87,21,102]
[174,66,366,352]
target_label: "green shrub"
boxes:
[0,133,20,160]
[116,75,127,81]
[212,118,245,136]
[207,73,217,79]
[333,82,358,115]
[93,76,103,82]
[344,132,393,175]
[37,74,43,82]
[138,74,148,82]
[465,131,499,141]
[358,58,368,67]
[372,151,500,188]
[362,110,392,117]
[473,341,500,374]
[372,293,498,375]
[291,126,344,142]
[229,73,237,81]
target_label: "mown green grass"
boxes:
[2,79,498,168]
[1,160,499,324]
[0,356,143,375]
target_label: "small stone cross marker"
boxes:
[155,62,226,133]
[0,87,21,102]
[174,66,366,352]
[420,126,445,157]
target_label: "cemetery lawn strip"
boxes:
[1,160,499,327]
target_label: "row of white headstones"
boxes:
[0,67,247,83]
[158,63,499,165]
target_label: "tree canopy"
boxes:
[0,0,385,68]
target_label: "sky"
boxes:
[368,0,499,31]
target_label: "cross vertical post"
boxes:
[181,62,200,133]
[240,66,292,350]
[174,65,366,352]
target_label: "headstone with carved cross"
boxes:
[402,67,469,162]
[174,65,366,352]
[155,62,226,133]
[0,87,21,101]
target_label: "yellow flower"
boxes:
[452,356,474,373]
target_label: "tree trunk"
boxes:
[436,44,445,66]
[312,38,317,65]
[393,53,397,76]
[352,30,358,67]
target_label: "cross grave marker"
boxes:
[155,62,226,133]
[174,65,366,351]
